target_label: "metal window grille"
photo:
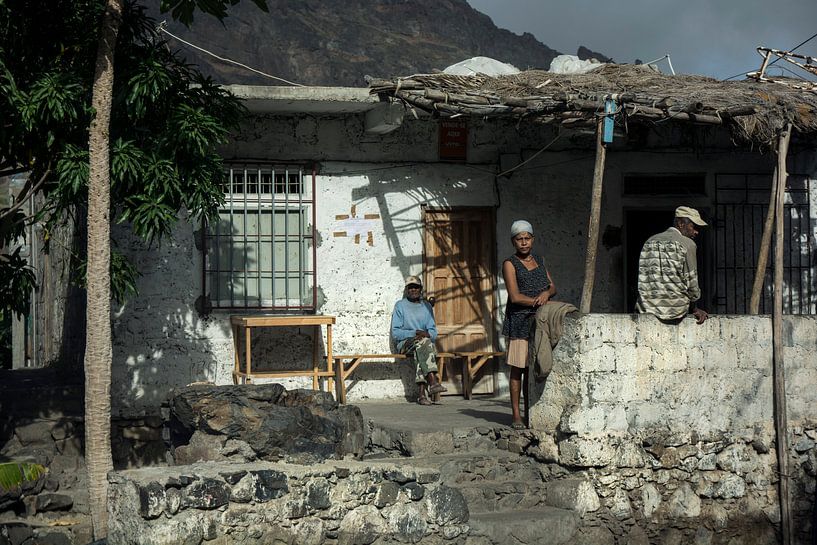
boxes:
[714,173,814,314]
[203,164,317,311]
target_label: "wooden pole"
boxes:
[579,117,607,314]
[749,165,778,314]
[772,124,793,545]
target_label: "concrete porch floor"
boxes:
[355,395,515,433]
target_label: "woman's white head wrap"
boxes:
[510,220,533,237]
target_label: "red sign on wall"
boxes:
[438,119,468,161]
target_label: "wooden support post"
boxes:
[749,166,778,314]
[772,124,793,545]
[579,117,607,314]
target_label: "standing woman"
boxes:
[501,220,555,429]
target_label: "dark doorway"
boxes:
[624,209,710,312]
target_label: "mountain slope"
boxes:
[152,0,562,86]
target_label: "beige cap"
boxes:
[675,206,708,227]
[404,275,423,287]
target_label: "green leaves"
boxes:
[168,103,229,156]
[23,72,85,132]
[0,462,47,492]
[0,248,36,318]
[126,56,174,119]
[72,248,141,304]
[0,0,254,311]
[110,138,145,189]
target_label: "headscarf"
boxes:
[510,220,533,237]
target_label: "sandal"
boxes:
[510,420,526,430]
[428,382,448,395]
[417,397,432,406]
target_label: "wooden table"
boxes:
[230,315,335,389]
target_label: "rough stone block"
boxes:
[581,344,616,373]
[401,482,425,501]
[694,471,746,499]
[545,479,600,516]
[635,319,680,348]
[252,470,288,502]
[14,421,56,447]
[338,505,387,545]
[425,485,468,525]
[587,374,624,403]
[182,478,230,510]
[33,493,73,513]
[138,482,166,519]
[614,344,652,376]
[306,477,332,510]
[736,344,771,370]
[716,443,760,475]
[652,344,689,372]
[558,437,615,467]
[613,442,648,468]
[387,503,427,544]
[608,488,631,520]
[666,483,700,518]
[641,483,661,518]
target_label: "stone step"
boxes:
[386,451,545,487]
[455,480,547,512]
[468,508,579,545]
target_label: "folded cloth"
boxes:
[530,301,578,381]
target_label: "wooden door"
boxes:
[424,208,496,394]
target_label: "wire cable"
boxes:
[157,22,304,87]
[723,30,817,81]
[496,131,564,178]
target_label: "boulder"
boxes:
[167,384,365,463]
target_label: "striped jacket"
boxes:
[636,227,700,320]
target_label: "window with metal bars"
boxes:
[714,173,814,315]
[202,164,316,311]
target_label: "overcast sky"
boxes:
[467,0,817,80]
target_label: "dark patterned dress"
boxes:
[501,254,550,340]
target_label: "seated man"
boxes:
[636,206,709,324]
[390,275,447,405]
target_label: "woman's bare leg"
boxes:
[510,366,524,423]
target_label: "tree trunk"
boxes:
[85,0,123,539]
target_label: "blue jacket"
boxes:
[390,298,438,345]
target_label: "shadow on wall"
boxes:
[111,222,233,418]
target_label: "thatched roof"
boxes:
[368,64,817,147]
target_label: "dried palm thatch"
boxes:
[368,64,817,147]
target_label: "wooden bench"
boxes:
[458,351,506,400]
[332,352,456,404]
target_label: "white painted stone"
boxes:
[558,437,615,467]
[667,483,701,518]
[608,488,631,520]
[716,444,759,475]
[641,483,661,518]
[545,479,600,516]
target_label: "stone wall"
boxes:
[107,461,470,545]
[527,313,817,543]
